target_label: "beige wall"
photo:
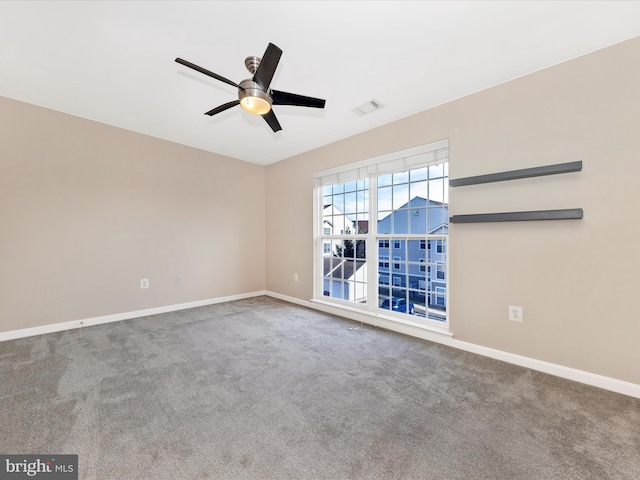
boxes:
[265,37,640,385]
[0,96,265,332]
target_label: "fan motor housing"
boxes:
[238,79,272,114]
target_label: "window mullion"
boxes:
[366,175,378,312]
[313,181,321,299]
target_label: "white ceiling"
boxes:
[2,1,640,166]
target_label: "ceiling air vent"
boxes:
[351,99,384,116]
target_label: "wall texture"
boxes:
[265,37,640,385]
[0,96,266,332]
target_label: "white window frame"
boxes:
[313,140,449,333]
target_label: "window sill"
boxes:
[310,298,452,338]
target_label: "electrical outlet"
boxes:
[509,305,523,322]
[140,278,149,289]
[293,273,299,282]
[176,276,182,285]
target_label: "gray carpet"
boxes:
[1,296,638,479]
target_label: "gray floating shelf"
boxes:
[449,161,582,187]
[450,208,583,224]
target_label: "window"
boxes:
[323,227,331,235]
[315,140,449,326]
[435,287,446,307]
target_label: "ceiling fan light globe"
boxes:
[238,79,272,115]
[240,96,271,115]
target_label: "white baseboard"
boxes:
[265,291,640,399]
[0,290,267,342]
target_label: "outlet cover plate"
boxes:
[509,305,523,322]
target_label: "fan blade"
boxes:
[272,90,326,109]
[253,43,283,91]
[204,100,240,116]
[175,58,241,89]
[262,110,282,132]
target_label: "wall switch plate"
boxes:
[293,273,299,282]
[509,305,523,322]
[140,278,149,289]
[176,276,182,285]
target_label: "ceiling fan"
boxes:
[175,42,326,132]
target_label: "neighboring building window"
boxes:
[323,227,331,235]
[435,287,446,307]
[315,140,449,325]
